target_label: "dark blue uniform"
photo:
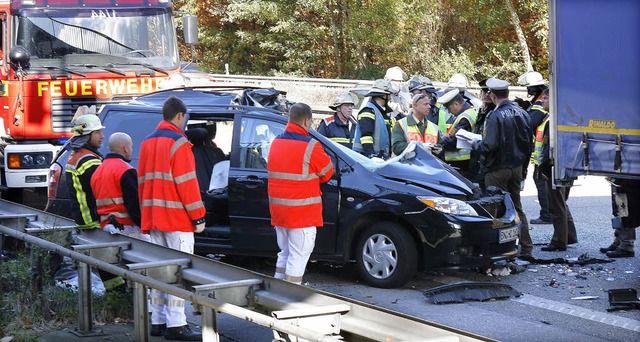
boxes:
[317,114,355,148]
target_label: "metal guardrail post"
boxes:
[201,306,220,342]
[132,281,149,342]
[72,261,103,337]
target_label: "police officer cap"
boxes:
[437,89,460,105]
[486,78,510,91]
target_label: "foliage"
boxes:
[176,0,549,84]
[0,247,133,340]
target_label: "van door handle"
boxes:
[237,176,264,186]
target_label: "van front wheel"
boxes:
[355,222,417,288]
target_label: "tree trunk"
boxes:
[504,0,533,71]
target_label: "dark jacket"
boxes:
[66,144,102,228]
[357,100,395,157]
[317,113,356,148]
[476,100,532,172]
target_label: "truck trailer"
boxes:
[549,0,640,229]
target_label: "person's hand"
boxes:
[103,224,120,235]
[195,223,205,233]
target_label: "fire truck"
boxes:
[0,0,194,200]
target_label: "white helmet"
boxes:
[384,66,407,82]
[518,71,546,86]
[447,73,470,89]
[329,92,355,110]
[71,114,105,136]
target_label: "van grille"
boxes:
[51,96,135,133]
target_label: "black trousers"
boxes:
[533,166,552,220]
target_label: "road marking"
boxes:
[432,275,640,333]
[514,294,640,332]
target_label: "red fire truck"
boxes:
[0,0,193,200]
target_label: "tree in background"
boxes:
[175,0,548,84]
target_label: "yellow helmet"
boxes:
[71,114,105,136]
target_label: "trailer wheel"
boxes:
[355,222,417,288]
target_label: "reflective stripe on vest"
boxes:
[397,117,439,145]
[532,118,549,165]
[445,108,478,161]
[437,105,453,134]
[353,103,390,155]
[66,149,101,229]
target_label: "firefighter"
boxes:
[438,89,478,179]
[90,132,148,241]
[447,73,482,109]
[519,71,553,225]
[353,79,396,159]
[533,89,578,251]
[66,106,104,230]
[392,93,441,156]
[384,66,411,117]
[138,96,205,340]
[268,103,333,284]
[317,92,356,148]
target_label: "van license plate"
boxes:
[499,227,518,243]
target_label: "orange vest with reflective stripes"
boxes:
[138,121,205,233]
[91,157,136,228]
[268,123,333,229]
[397,117,439,145]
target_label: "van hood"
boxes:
[375,142,475,196]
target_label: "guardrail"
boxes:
[0,199,491,341]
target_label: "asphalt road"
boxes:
[206,173,639,341]
[33,171,640,341]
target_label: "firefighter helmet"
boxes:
[72,114,105,136]
[384,66,407,82]
[518,71,546,86]
[329,92,355,110]
[447,73,470,89]
[365,79,393,97]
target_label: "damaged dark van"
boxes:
[46,87,521,288]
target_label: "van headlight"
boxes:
[417,196,478,216]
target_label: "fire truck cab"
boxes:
[0,0,193,200]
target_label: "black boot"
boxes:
[606,248,635,258]
[150,323,167,336]
[164,325,202,341]
[599,244,618,253]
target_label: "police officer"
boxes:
[353,79,396,159]
[438,89,478,178]
[473,78,533,259]
[317,92,356,148]
[519,71,553,224]
[468,79,495,188]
